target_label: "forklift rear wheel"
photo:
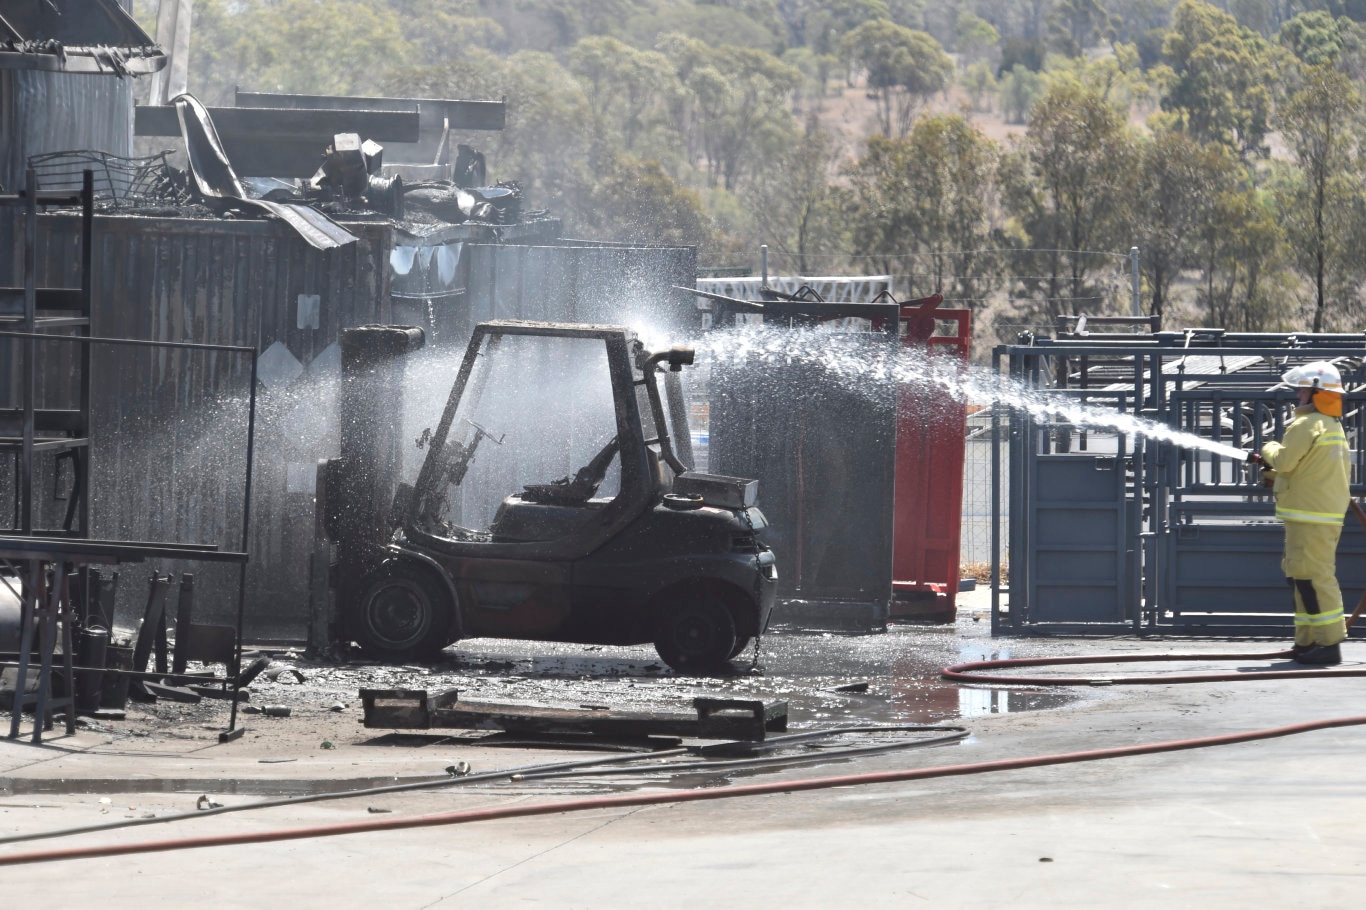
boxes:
[353,565,452,662]
[654,595,738,673]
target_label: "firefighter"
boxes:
[1256,361,1352,665]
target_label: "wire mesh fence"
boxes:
[961,409,1007,579]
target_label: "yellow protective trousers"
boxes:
[1283,520,1347,647]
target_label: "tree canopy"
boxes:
[134,0,1366,349]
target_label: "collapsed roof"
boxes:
[0,0,166,75]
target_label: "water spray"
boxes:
[692,323,1254,462]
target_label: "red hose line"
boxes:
[942,649,1366,687]
[4,712,1366,866]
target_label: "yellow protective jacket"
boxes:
[1261,405,1351,525]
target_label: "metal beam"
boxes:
[135,105,421,142]
[235,91,506,131]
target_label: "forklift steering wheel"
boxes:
[465,418,505,446]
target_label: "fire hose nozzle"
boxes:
[1246,451,1263,465]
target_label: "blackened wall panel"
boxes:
[2,210,391,637]
[0,69,134,193]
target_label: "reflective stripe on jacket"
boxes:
[1261,406,1351,525]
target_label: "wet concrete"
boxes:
[7,590,1365,907]
[329,612,1069,734]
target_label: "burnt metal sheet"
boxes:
[360,688,788,740]
[172,94,357,250]
[235,91,506,131]
[234,91,504,171]
[0,0,165,75]
[137,103,421,178]
[136,104,421,142]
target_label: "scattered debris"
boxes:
[143,682,201,703]
[196,795,224,810]
[261,705,291,718]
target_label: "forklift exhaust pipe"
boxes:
[316,325,426,646]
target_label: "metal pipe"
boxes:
[0,329,254,354]
[20,167,36,535]
[1130,246,1140,317]
[79,169,93,537]
[226,349,259,737]
[642,349,693,476]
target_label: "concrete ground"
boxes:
[3,589,1365,908]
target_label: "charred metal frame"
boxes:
[1,327,257,743]
[405,321,662,562]
[0,0,167,75]
[322,320,777,668]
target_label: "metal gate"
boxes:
[994,330,1366,636]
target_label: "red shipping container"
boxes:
[890,295,971,622]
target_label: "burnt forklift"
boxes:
[319,321,777,672]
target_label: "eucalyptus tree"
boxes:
[777,0,894,53]
[587,156,715,251]
[741,124,845,274]
[567,36,678,153]
[1047,0,1113,57]
[1194,183,1288,331]
[1160,0,1286,156]
[1272,64,1366,332]
[844,115,1003,301]
[956,11,1001,65]
[839,20,953,137]
[187,0,409,104]
[960,61,998,111]
[1130,130,1243,318]
[999,81,1138,325]
[658,35,802,192]
[999,64,1045,123]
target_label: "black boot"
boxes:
[1291,643,1314,657]
[1295,643,1342,666]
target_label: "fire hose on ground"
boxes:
[1,712,1364,866]
[5,505,1366,865]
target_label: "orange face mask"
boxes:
[1313,389,1343,417]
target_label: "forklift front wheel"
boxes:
[353,565,453,662]
[654,593,738,673]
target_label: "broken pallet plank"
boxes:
[359,688,787,741]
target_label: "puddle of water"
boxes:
[415,627,1073,729]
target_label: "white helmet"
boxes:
[1281,360,1344,392]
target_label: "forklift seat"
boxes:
[488,495,609,542]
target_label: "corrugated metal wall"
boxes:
[2,210,392,637]
[3,215,698,639]
[0,69,134,194]
[461,242,701,344]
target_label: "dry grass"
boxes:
[960,560,1008,584]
